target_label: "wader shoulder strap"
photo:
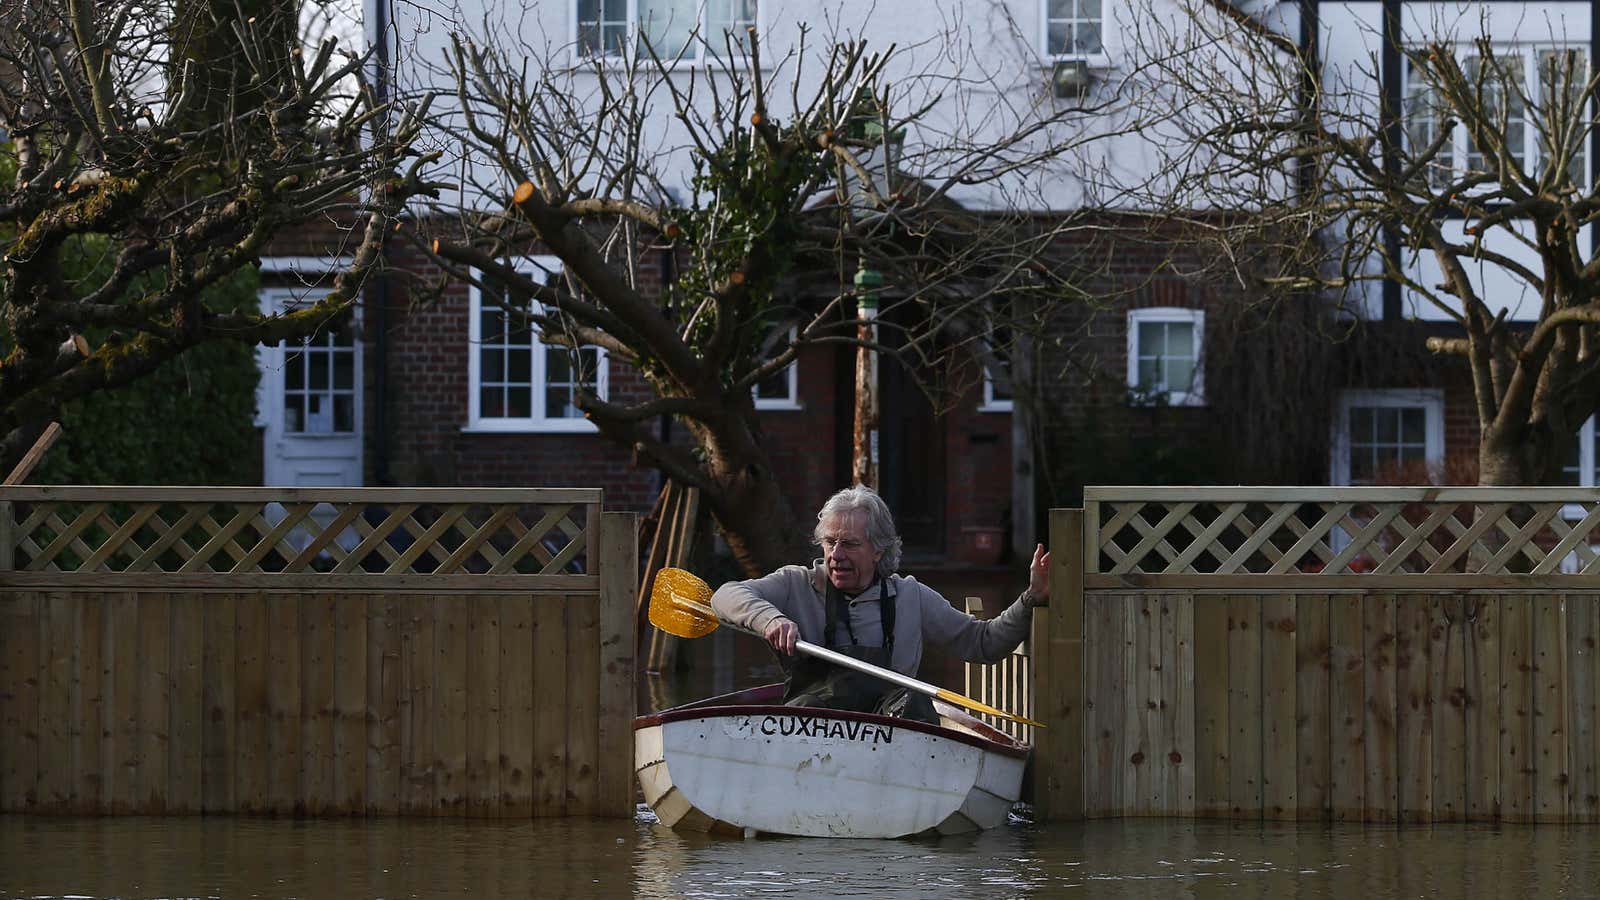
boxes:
[825,579,893,652]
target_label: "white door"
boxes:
[259,288,363,486]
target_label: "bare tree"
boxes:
[0,0,433,468]
[1116,2,1600,486]
[419,18,1130,576]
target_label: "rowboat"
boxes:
[634,683,1030,839]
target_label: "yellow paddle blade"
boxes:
[935,687,1046,729]
[649,566,719,638]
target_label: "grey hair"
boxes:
[813,484,903,578]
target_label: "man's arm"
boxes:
[922,544,1051,663]
[709,566,805,655]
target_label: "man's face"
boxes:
[820,511,883,594]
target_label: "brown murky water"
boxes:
[5,812,1600,898]
[7,642,1600,898]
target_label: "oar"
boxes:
[648,566,1044,729]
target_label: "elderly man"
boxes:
[710,484,1049,723]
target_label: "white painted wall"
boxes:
[369,0,1266,215]
[1319,1,1594,323]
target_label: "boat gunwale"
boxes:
[634,702,1030,760]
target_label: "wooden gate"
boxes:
[0,486,636,817]
[1031,487,1600,823]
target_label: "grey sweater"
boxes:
[709,561,1034,678]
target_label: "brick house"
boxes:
[253,0,1600,579]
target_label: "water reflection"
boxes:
[4,811,1600,898]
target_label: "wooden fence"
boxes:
[0,486,636,818]
[1028,487,1600,823]
[963,597,1034,745]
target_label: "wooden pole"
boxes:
[851,281,880,488]
[4,421,62,485]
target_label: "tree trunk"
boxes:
[687,419,815,579]
[1478,418,1562,487]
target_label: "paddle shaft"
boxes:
[716,618,964,710]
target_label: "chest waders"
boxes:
[781,579,939,724]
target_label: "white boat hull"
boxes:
[635,685,1028,839]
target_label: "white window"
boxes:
[1404,46,1589,189]
[1043,0,1104,60]
[466,257,608,433]
[980,345,1014,413]
[1331,389,1444,485]
[1561,417,1600,486]
[752,327,799,410]
[1126,307,1204,406]
[576,0,758,61]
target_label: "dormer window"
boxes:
[1044,0,1104,59]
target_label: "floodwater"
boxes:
[6,812,1600,898]
[6,638,1600,898]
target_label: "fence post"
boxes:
[596,510,638,818]
[0,500,12,570]
[1035,507,1084,821]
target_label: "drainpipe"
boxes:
[371,0,392,484]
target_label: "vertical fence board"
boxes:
[333,593,367,815]
[467,595,501,818]
[500,596,536,818]
[1501,595,1536,822]
[366,595,401,815]
[137,593,170,814]
[0,593,40,811]
[1126,594,1153,814]
[266,593,301,815]
[1084,594,1125,817]
[1172,593,1196,815]
[1432,595,1467,822]
[597,512,638,818]
[1157,595,1182,813]
[1571,594,1600,822]
[532,595,569,817]
[1295,593,1330,820]
[1329,594,1365,820]
[1396,593,1434,823]
[234,592,269,814]
[1534,594,1568,821]
[399,594,435,815]
[1363,592,1398,822]
[567,593,601,817]
[167,592,203,814]
[434,596,470,816]
[1227,594,1261,819]
[76,592,105,813]
[108,592,139,815]
[299,593,335,817]
[201,592,236,813]
[1466,593,1501,820]
[1193,595,1228,817]
[36,593,72,811]
[1261,592,1297,819]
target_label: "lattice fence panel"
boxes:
[1092,496,1600,576]
[3,492,597,576]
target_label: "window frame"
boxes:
[979,341,1014,413]
[1126,306,1205,407]
[256,285,364,440]
[1330,388,1445,486]
[751,325,801,411]
[464,256,609,434]
[1402,43,1591,191]
[571,0,763,66]
[1040,0,1110,67]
